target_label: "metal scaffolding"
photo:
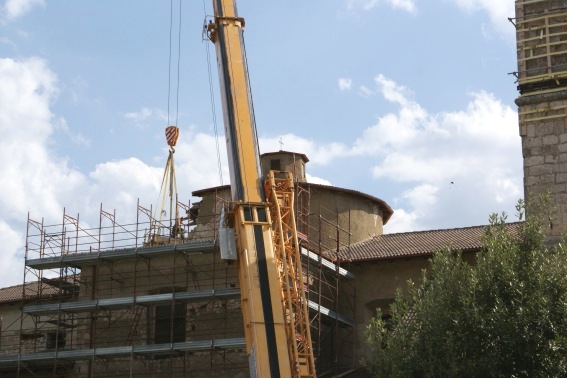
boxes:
[0,189,357,377]
[512,0,567,127]
[300,200,357,376]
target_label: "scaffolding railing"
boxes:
[24,199,224,264]
[2,188,358,377]
[297,192,357,375]
[8,197,248,377]
[513,1,567,93]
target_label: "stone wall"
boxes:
[517,93,567,235]
[260,151,308,183]
[347,258,428,363]
[70,252,247,377]
[515,0,567,237]
[307,186,384,250]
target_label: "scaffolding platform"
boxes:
[23,288,241,315]
[25,240,216,270]
[0,337,246,366]
[0,192,359,376]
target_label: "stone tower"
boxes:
[260,150,309,183]
[515,0,567,237]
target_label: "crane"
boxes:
[206,1,316,377]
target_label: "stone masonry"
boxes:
[515,0,567,237]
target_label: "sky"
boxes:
[0,0,521,287]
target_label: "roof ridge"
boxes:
[0,282,25,291]
[331,222,524,263]
[383,221,523,237]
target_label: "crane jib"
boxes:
[217,26,246,201]
[215,17,262,203]
[210,1,316,376]
[253,225,281,378]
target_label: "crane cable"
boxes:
[167,0,173,126]
[202,0,224,186]
[167,0,183,127]
[175,0,182,127]
[154,0,182,242]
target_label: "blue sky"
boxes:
[0,0,520,286]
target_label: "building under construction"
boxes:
[0,151,395,377]
[3,0,560,376]
[0,150,523,377]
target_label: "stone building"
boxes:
[190,151,392,250]
[1,1,560,375]
[0,150,520,377]
[514,0,567,238]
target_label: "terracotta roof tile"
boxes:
[0,276,79,304]
[328,222,523,262]
[0,283,53,304]
[0,284,26,303]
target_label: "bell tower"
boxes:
[514,0,567,237]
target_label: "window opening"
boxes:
[243,206,253,222]
[257,207,267,222]
[270,159,281,171]
[154,303,186,344]
[45,331,66,350]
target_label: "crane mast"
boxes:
[207,1,315,377]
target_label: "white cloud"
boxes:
[0,36,16,48]
[0,58,521,286]
[0,57,82,221]
[347,0,417,13]
[338,77,352,91]
[76,130,231,225]
[388,0,416,13]
[260,74,521,232]
[67,76,88,103]
[306,174,332,186]
[0,57,86,286]
[123,107,168,128]
[259,133,349,166]
[0,57,232,287]
[173,130,230,191]
[56,118,91,147]
[385,184,439,232]
[383,208,418,233]
[0,220,22,285]
[358,85,375,98]
[2,0,45,21]
[359,74,521,232]
[124,107,153,121]
[89,158,162,206]
[353,76,428,156]
[450,0,515,36]
[374,74,414,106]
[261,74,521,232]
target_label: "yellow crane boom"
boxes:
[207,1,315,376]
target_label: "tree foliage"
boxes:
[365,195,567,377]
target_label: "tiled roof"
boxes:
[0,283,26,303]
[0,277,78,304]
[0,283,53,304]
[327,222,523,262]
[192,184,230,197]
[260,150,309,163]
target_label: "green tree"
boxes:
[365,195,567,377]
